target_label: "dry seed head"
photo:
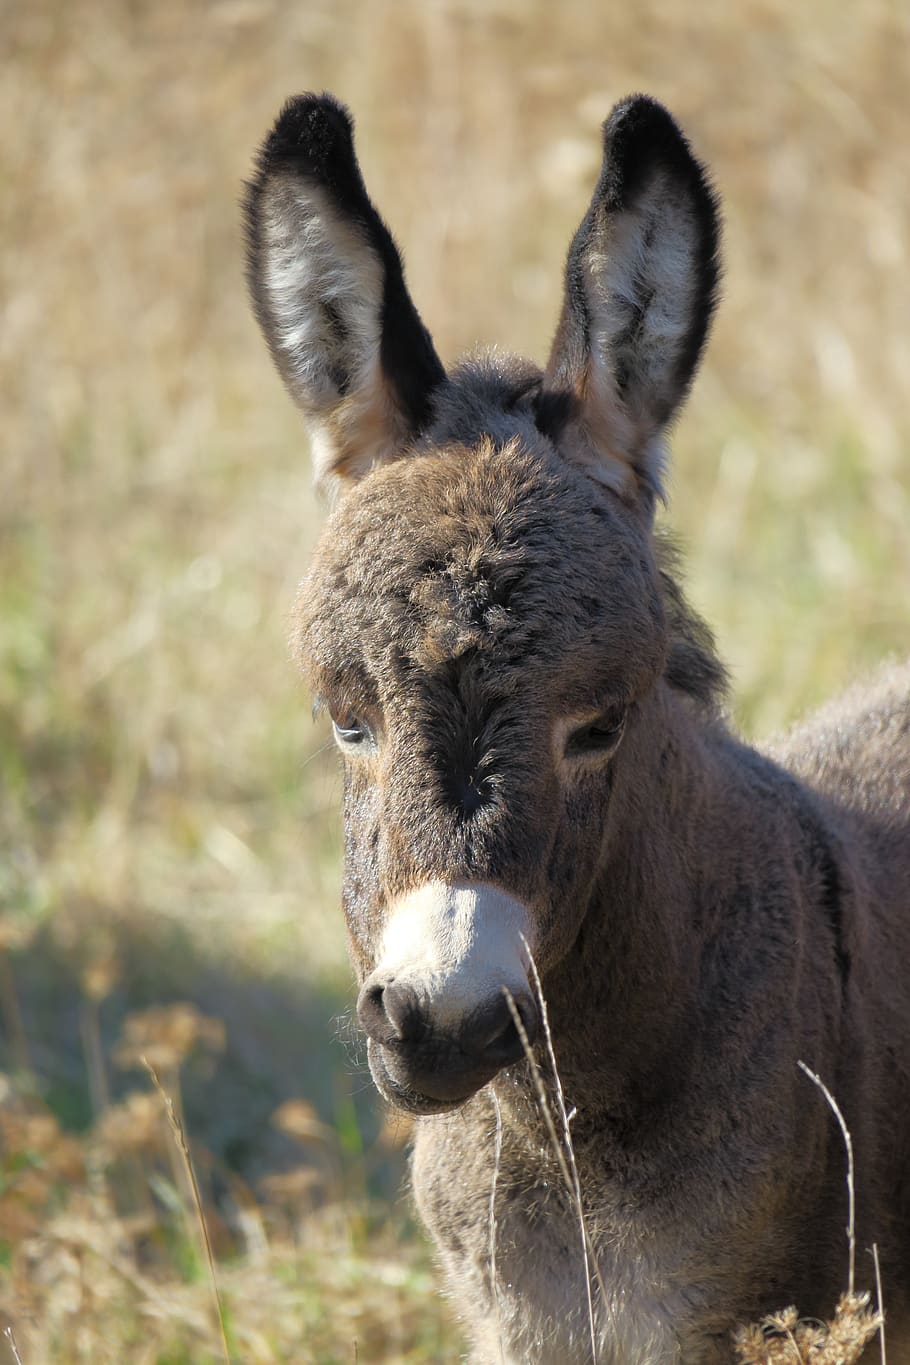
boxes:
[0,1187,47,1240]
[764,1307,800,1334]
[0,916,39,953]
[824,1292,883,1361]
[113,1002,225,1071]
[0,1102,83,1181]
[271,1099,334,1144]
[259,1165,326,1208]
[81,951,120,1003]
[0,1099,84,1242]
[40,1133,83,1183]
[1,1107,59,1151]
[733,1292,882,1365]
[732,1323,770,1364]
[93,1090,165,1156]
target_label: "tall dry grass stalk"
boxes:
[144,1058,232,1365]
[487,1088,507,1365]
[3,1326,24,1365]
[731,1062,883,1365]
[797,1059,856,1297]
[872,1244,887,1365]
[504,946,612,1364]
[526,942,605,1353]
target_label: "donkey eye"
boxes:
[332,716,372,749]
[565,709,626,759]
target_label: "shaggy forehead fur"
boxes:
[295,355,723,719]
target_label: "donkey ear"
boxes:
[541,95,720,512]
[245,94,445,494]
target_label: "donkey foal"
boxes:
[245,93,910,1363]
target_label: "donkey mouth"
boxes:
[366,1037,510,1116]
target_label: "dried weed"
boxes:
[733,1294,882,1365]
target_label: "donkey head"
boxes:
[246,94,720,1114]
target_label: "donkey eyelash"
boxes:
[332,717,369,744]
[313,693,376,744]
[330,712,378,753]
[563,708,627,759]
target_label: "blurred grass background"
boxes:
[1,0,908,1359]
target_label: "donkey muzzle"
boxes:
[355,881,538,1112]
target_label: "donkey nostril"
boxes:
[383,980,423,1042]
[356,982,392,1041]
[356,978,423,1046]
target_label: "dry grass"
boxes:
[733,1297,882,1365]
[1,0,908,1359]
[0,1009,454,1363]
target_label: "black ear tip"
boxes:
[599,94,713,211]
[603,93,681,144]
[258,92,356,180]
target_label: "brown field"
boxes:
[1,0,908,1359]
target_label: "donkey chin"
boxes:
[355,881,540,1116]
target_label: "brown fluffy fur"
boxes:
[246,93,910,1363]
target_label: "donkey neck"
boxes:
[535,682,818,1126]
